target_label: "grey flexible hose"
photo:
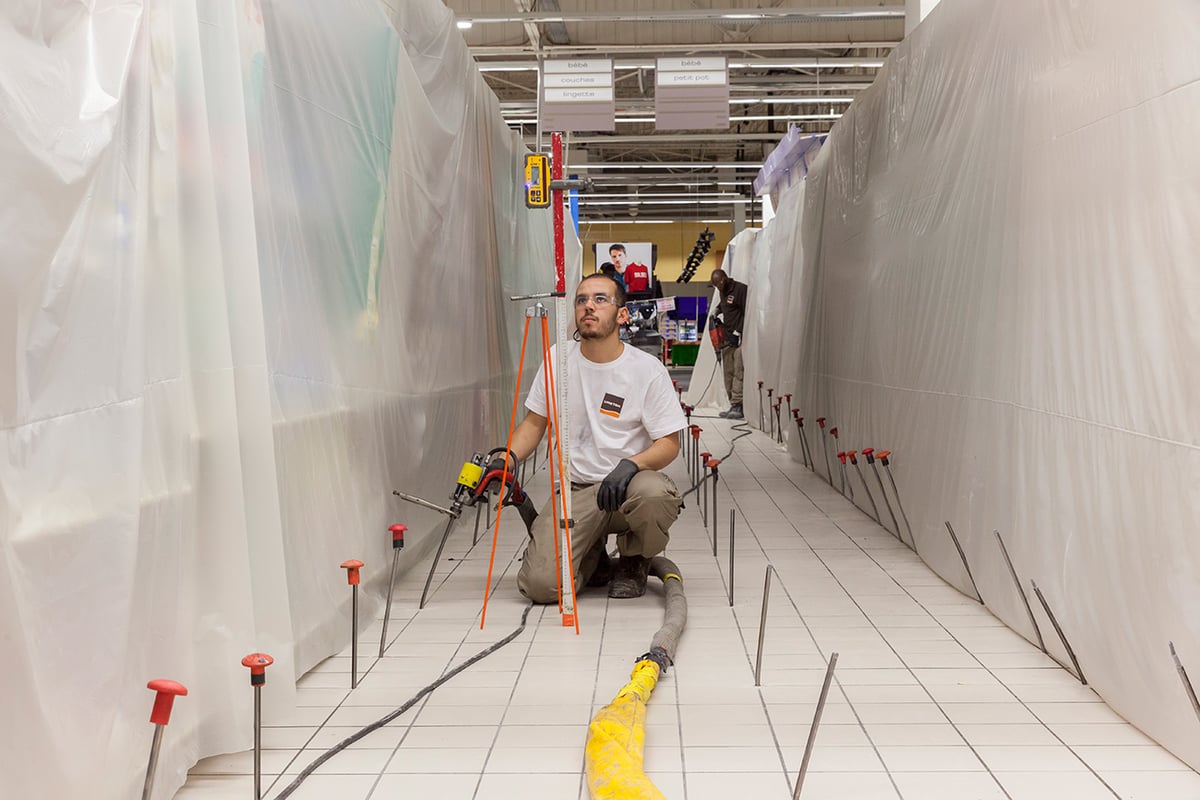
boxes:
[648,557,687,662]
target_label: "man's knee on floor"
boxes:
[518,582,559,604]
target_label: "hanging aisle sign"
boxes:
[541,59,616,132]
[654,56,730,131]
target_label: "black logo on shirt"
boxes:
[600,393,625,419]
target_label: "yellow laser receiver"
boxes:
[524,153,550,208]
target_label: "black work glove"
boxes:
[597,458,640,512]
[727,331,741,348]
[485,450,518,479]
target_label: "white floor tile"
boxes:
[994,770,1117,800]
[890,771,1008,800]
[876,746,984,772]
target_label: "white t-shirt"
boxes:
[525,342,687,484]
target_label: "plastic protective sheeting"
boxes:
[739,0,1200,769]
[0,1,561,797]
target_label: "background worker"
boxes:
[494,272,686,600]
[709,268,748,419]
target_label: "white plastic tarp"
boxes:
[739,0,1200,770]
[0,1,561,798]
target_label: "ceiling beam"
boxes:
[468,40,900,56]
[476,56,885,71]
[454,6,904,24]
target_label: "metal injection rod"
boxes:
[341,560,364,688]
[757,381,766,430]
[1031,579,1087,685]
[847,451,881,524]
[944,521,983,603]
[379,525,406,658]
[141,680,188,800]
[509,291,566,301]
[863,448,900,538]
[393,490,456,517]
[877,451,915,549]
[241,653,274,800]
[1170,642,1200,726]
[993,530,1046,653]
[793,652,839,800]
[755,564,777,686]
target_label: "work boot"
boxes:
[585,539,614,588]
[726,403,744,420]
[608,555,650,599]
[718,405,734,418]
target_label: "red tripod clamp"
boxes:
[862,447,876,464]
[816,417,826,429]
[837,452,847,465]
[846,450,859,465]
[877,450,892,466]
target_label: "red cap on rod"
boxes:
[146,679,188,726]
[341,560,364,585]
[241,653,275,686]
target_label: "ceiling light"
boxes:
[456,19,473,29]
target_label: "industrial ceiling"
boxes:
[442,1,905,223]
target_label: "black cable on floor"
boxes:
[270,602,535,800]
[680,419,753,500]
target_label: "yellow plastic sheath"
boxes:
[585,660,667,800]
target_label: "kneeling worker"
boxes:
[499,272,686,600]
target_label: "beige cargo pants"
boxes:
[517,470,682,604]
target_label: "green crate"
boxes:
[670,343,700,367]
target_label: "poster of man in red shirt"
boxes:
[595,242,654,298]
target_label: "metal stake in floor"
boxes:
[728,509,737,607]
[816,418,833,484]
[241,653,274,800]
[340,559,364,688]
[847,450,881,523]
[767,388,775,438]
[836,452,851,498]
[876,451,916,548]
[993,529,1046,653]
[775,401,784,444]
[757,381,766,430]
[944,522,983,603]
[699,451,712,527]
[708,457,721,558]
[1030,579,1087,685]
[1169,642,1200,726]
[793,411,813,470]
[141,679,188,800]
[863,449,901,539]
[784,393,793,423]
[755,564,778,686]
[690,425,703,488]
[379,524,406,658]
[829,427,844,492]
[793,652,839,800]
